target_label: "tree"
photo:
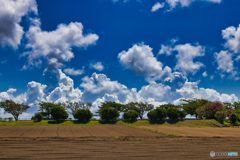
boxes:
[97,101,125,113]
[123,111,139,121]
[167,108,180,120]
[50,106,68,121]
[196,101,224,119]
[73,109,93,122]
[0,99,30,121]
[180,98,210,118]
[125,102,154,119]
[99,108,120,121]
[147,108,167,121]
[32,112,43,122]
[37,102,58,118]
[61,101,92,115]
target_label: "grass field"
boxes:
[0,119,224,127]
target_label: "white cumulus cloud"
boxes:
[0,0,37,49]
[151,2,165,12]
[159,42,205,76]
[22,20,99,69]
[165,0,222,11]
[118,43,173,82]
[90,62,104,71]
[64,67,84,76]
[202,71,207,77]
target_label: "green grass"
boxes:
[0,119,224,127]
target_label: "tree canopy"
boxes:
[61,101,92,115]
[125,102,154,119]
[0,99,30,121]
[179,98,210,118]
[37,101,64,118]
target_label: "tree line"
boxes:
[0,98,240,124]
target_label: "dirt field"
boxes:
[137,126,240,137]
[0,125,239,159]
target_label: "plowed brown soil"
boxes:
[138,126,240,137]
[0,125,239,159]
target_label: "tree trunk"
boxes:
[14,115,18,121]
[140,115,142,119]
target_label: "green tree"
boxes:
[50,106,68,121]
[34,112,43,122]
[167,108,180,120]
[73,109,93,122]
[180,98,210,118]
[99,108,120,122]
[97,101,125,113]
[0,99,30,121]
[147,108,167,121]
[125,102,154,119]
[61,101,92,115]
[123,111,139,121]
[37,102,57,118]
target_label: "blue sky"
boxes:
[1,0,240,119]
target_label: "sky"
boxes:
[0,0,240,119]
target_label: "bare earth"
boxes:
[0,125,239,159]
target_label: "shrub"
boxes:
[226,109,238,123]
[50,106,68,121]
[167,108,180,120]
[147,109,158,121]
[73,109,93,122]
[8,117,13,122]
[34,112,43,122]
[196,101,224,119]
[147,108,167,121]
[99,108,119,121]
[123,110,139,121]
[215,110,227,123]
[31,116,36,121]
[3,117,8,122]
[178,110,187,120]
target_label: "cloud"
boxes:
[90,62,104,71]
[80,72,129,102]
[64,67,84,76]
[222,24,240,54]
[214,50,234,73]
[202,71,207,77]
[159,42,205,76]
[118,43,173,82]
[0,70,239,118]
[22,21,99,69]
[0,0,37,49]
[26,81,47,104]
[176,81,238,103]
[46,69,83,103]
[165,0,222,11]
[151,2,165,12]
[214,50,238,79]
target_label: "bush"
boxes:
[215,110,227,123]
[73,109,93,122]
[99,108,119,121]
[178,110,187,120]
[34,112,43,122]
[196,101,224,119]
[8,117,13,122]
[31,116,36,121]
[50,106,68,121]
[167,108,180,120]
[3,117,8,122]
[147,109,158,121]
[147,108,167,121]
[123,110,139,121]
